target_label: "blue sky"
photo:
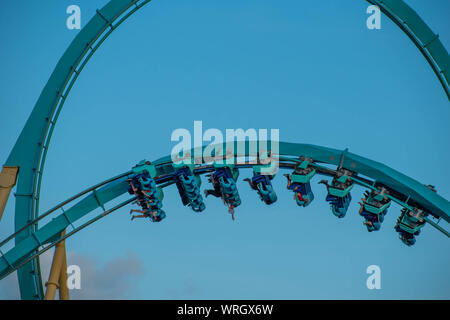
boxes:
[0,0,449,299]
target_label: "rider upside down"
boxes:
[204,172,237,220]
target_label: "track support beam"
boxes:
[0,166,18,221]
[44,230,69,300]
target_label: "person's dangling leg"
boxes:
[244,178,256,190]
[130,208,147,215]
[283,174,292,189]
[131,214,148,221]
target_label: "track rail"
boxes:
[368,0,450,99]
[4,0,152,299]
[1,142,448,282]
[1,0,448,299]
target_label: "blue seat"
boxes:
[174,167,205,213]
[289,182,314,207]
[211,167,242,212]
[326,193,351,218]
[128,171,166,222]
[395,225,417,246]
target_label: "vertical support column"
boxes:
[44,230,66,300]
[58,249,69,300]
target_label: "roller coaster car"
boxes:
[128,161,166,222]
[325,193,352,218]
[359,189,391,232]
[172,164,205,212]
[135,196,165,222]
[245,171,277,205]
[149,209,166,222]
[213,166,241,206]
[362,213,382,232]
[395,226,416,246]
[321,171,353,218]
[394,207,427,246]
[293,160,316,184]
[284,160,315,207]
[206,165,242,218]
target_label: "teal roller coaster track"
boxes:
[0,0,449,299]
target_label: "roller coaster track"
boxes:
[0,141,449,281]
[1,142,449,294]
[0,0,448,299]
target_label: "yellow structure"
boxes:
[0,166,18,221]
[44,231,70,300]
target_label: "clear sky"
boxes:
[0,0,449,299]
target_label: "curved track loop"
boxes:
[1,0,448,299]
[6,0,152,299]
[1,141,449,283]
[368,0,449,99]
